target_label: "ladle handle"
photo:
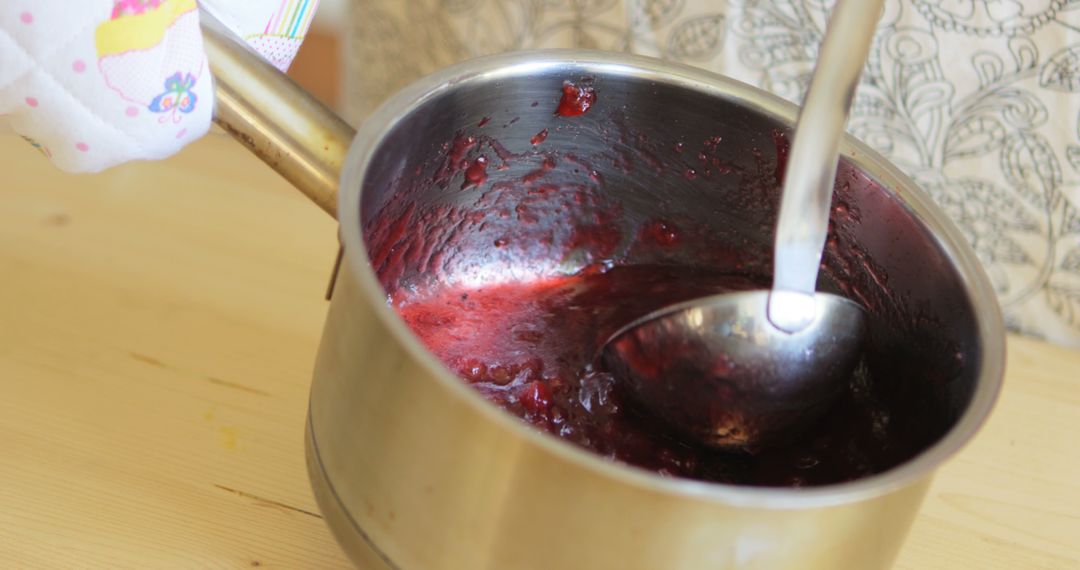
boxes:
[201,13,354,219]
[769,0,883,333]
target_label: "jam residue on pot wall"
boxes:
[365,87,953,487]
[556,81,596,117]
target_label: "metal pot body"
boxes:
[308,51,1004,570]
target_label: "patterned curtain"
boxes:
[347,0,1080,347]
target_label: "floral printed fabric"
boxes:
[0,0,318,172]
[348,0,1080,347]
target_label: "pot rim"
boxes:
[336,49,1005,509]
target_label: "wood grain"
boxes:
[0,134,347,569]
[896,336,1080,570]
[0,135,1077,569]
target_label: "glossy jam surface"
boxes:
[394,265,928,487]
[555,81,596,117]
[369,82,955,487]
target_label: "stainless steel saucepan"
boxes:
[202,17,1004,570]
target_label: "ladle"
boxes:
[600,0,882,452]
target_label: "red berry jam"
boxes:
[372,112,945,488]
[555,81,596,117]
[395,264,927,487]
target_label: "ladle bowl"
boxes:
[601,291,866,451]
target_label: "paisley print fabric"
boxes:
[347,0,1080,347]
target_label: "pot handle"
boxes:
[201,13,355,220]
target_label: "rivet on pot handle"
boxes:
[200,12,355,220]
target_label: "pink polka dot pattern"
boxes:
[25,97,38,107]
[246,35,304,72]
[72,60,86,73]
[75,142,89,152]
[125,106,139,117]
[20,12,33,24]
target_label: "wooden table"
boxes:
[1,135,1077,569]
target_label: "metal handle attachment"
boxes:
[201,14,355,219]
